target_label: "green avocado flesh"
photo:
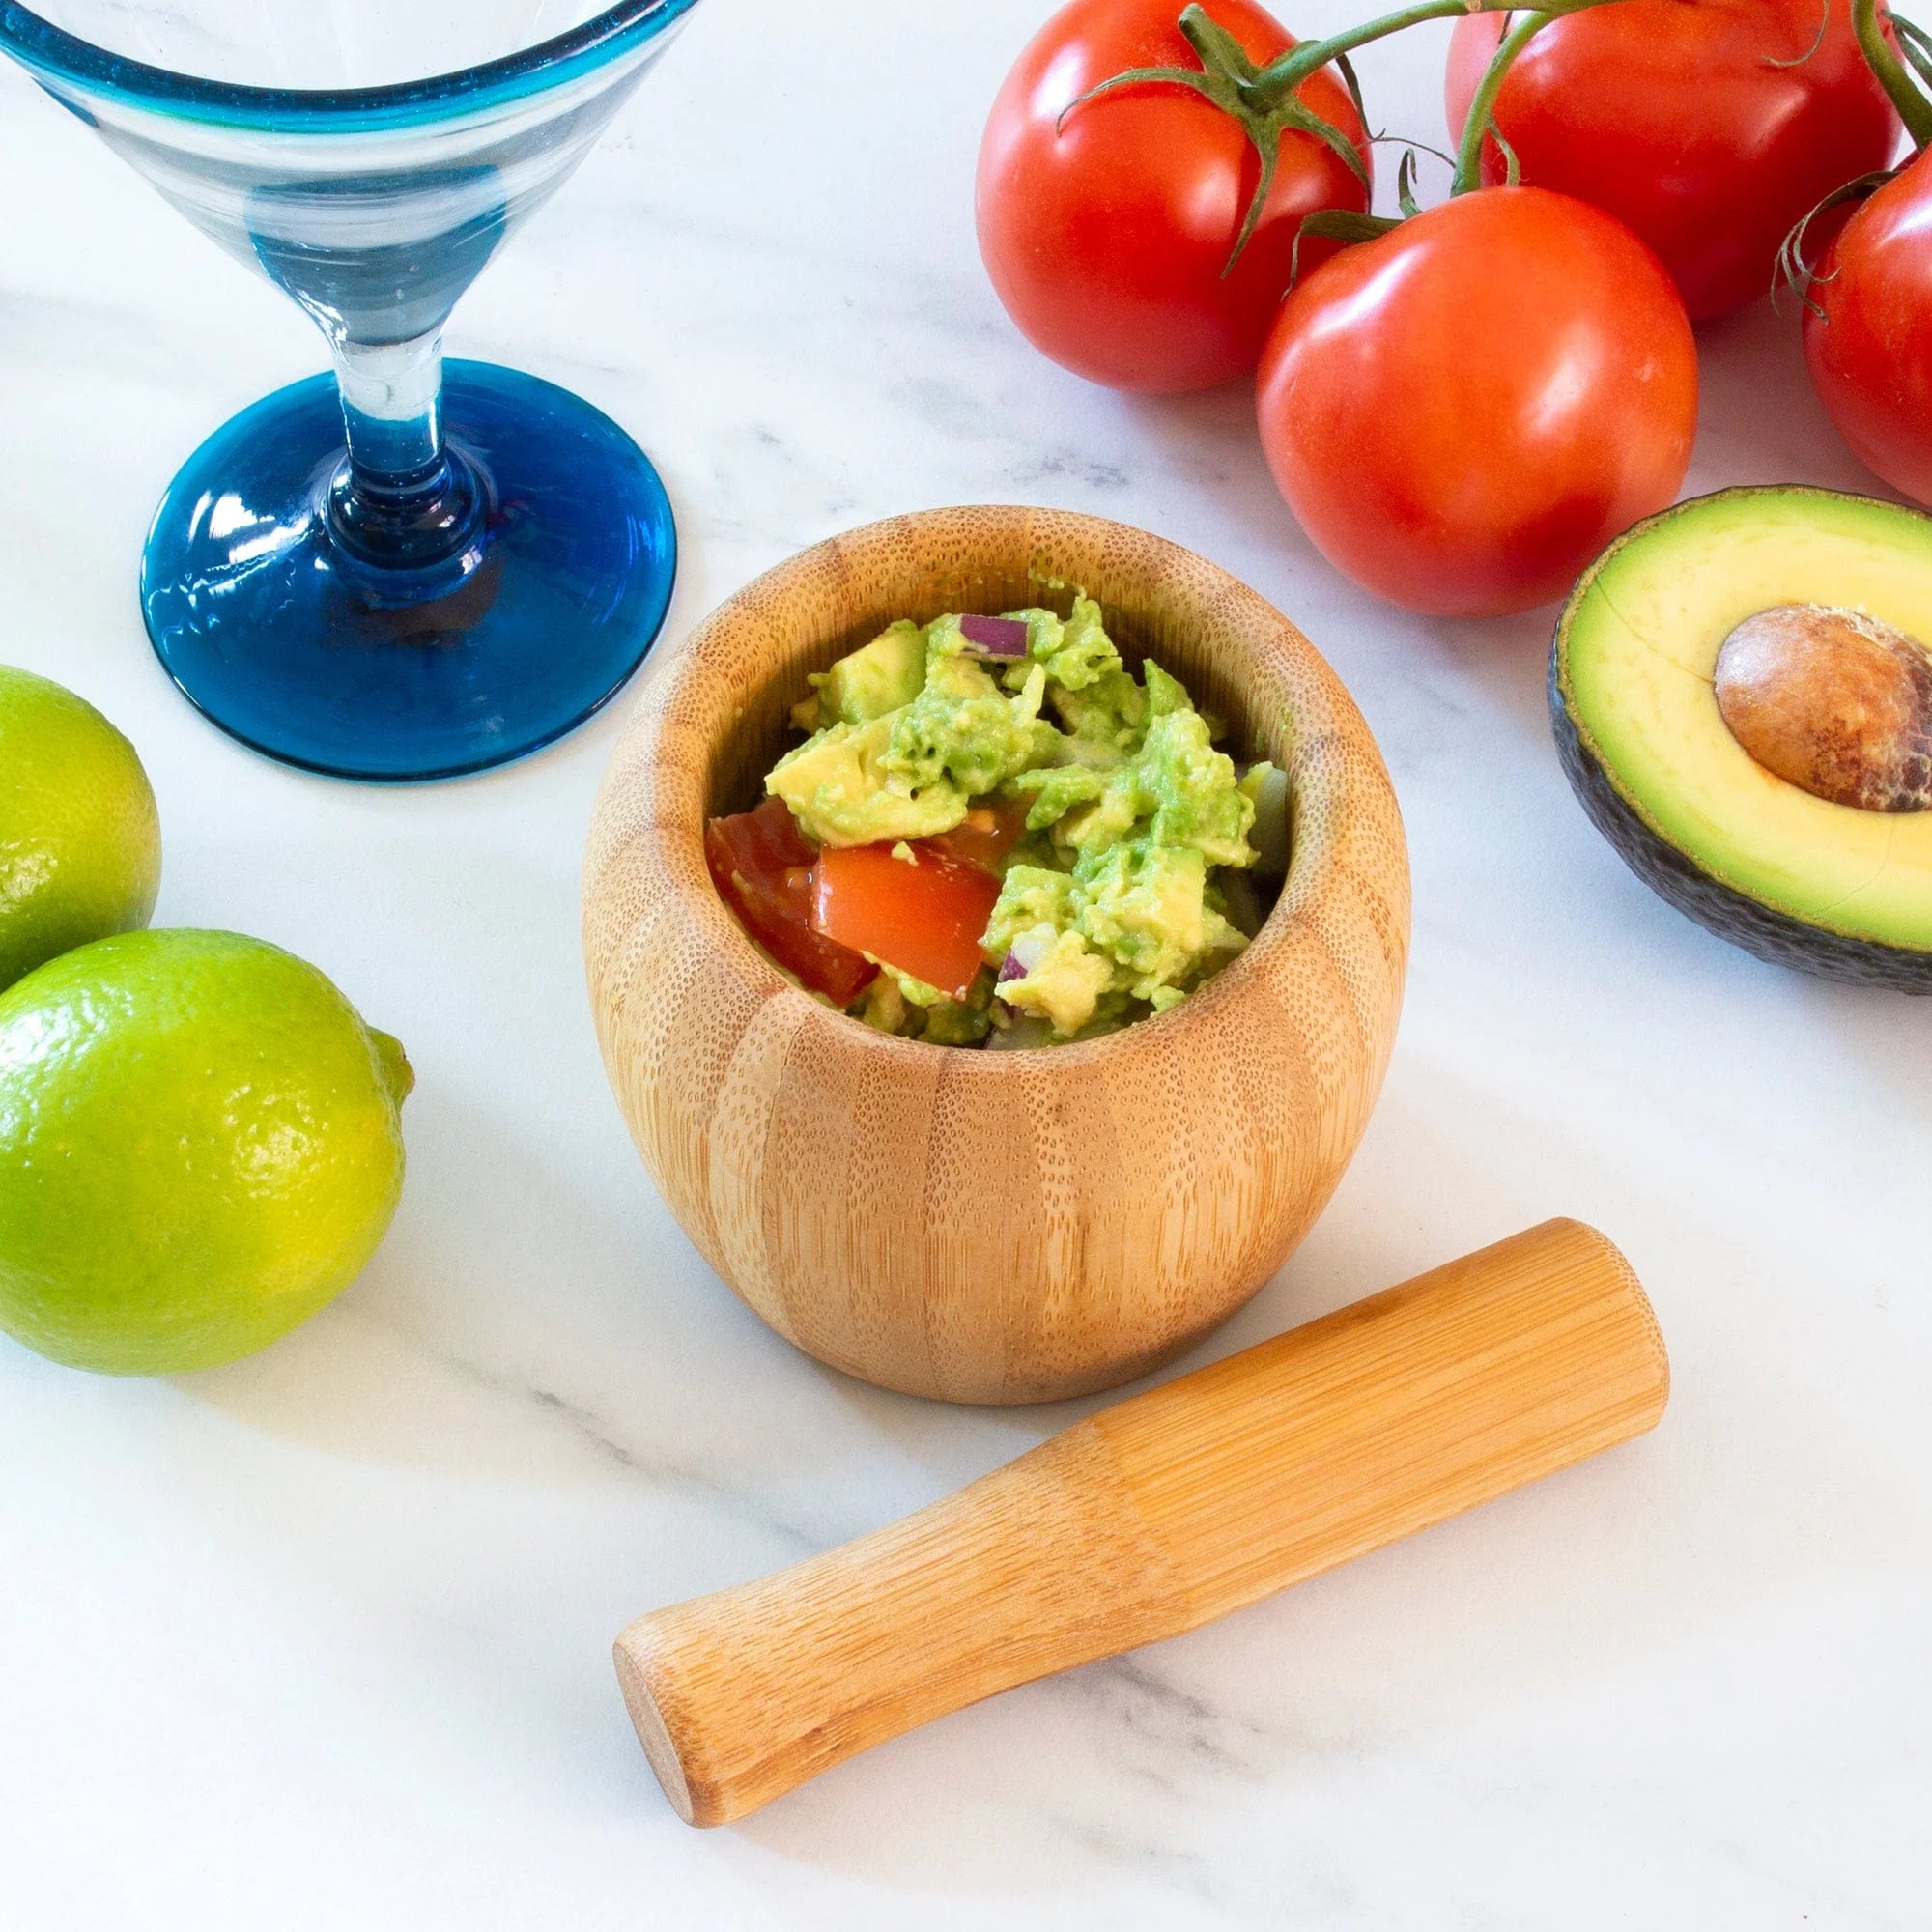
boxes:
[761,598,1285,1043]
[1553,486,1932,988]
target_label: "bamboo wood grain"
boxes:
[616,1218,1669,1827]
[583,507,1410,1404]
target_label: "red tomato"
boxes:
[1804,149,1932,505]
[705,800,876,1007]
[812,843,1004,1003]
[1256,186,1698,618]
[928,801,1028,873]
[1445,1,1898,322]
[976,0,1372,392]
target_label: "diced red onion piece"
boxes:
[999,926,1055,983]
[958,614,1029,660]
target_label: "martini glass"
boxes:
[0,0,701,780]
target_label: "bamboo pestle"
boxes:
[615,1218,1669,1826]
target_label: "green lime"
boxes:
[0,664,162,994]
[0,929,412,1374]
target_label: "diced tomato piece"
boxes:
[928,801,1028,872]
[705,799,877,1007]
[811,840,1004,1002]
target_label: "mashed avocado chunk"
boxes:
[765,713,969,846]
[885,650,1048,799]
[813,619,925,725]
[759,596,1283,1044]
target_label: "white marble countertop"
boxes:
[2,3,1927,1925]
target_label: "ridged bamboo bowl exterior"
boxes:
[582,507,1409,1404]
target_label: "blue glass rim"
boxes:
[0,0,702,131]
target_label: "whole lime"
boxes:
[0,665,162,993]
[0,929,412,1374]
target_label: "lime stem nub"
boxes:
[371,1029,416,1107]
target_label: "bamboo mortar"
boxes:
[615,1218,1668,1826]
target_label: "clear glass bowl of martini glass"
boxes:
[0,0,701,780]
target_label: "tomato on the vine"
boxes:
[1803,147,1932,506]
[976,0,1372,393]
[1444,0,1898,321]
[1256,185,1698,618]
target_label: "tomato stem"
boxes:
[1062,3,1375,273]
[1856,0,1932,148]
[1243,0,1607,113]
[1066,0,1634,278]
[1243,0,1465,109]
[1775,168,1896,314]
[1451,10,1554,192]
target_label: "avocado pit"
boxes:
[1713,604,1932,813]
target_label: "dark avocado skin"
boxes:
[1548,647,1932,994]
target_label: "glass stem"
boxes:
[326,329,483,571]
[334,331,448,495]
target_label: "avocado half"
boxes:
[1551,486,1932,992]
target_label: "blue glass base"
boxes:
[141,359,676,781]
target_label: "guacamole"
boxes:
[720,597,1285,1045]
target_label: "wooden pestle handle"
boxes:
[615,1219,1669,1826]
